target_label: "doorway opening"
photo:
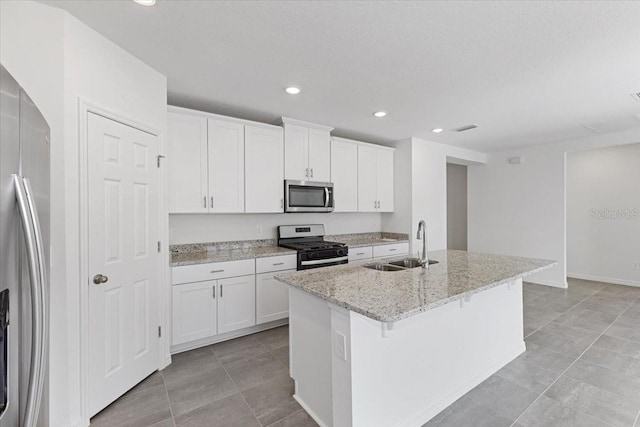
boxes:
[446,163,468,251]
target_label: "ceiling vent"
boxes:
[631,92,640,102]
[454,124,478,132]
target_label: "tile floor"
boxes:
[91,279,640,427]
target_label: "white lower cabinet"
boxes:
[256,271,294,324]
[218,275,256,334]
[348,246,373,261]
[172,280,217,346]
[373,242,410,258]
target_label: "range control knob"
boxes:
[337,249,345,257]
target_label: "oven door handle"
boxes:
[300,256,348,266]
[324,187,330,208]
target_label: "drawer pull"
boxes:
[210,269,225,274]
[389,249,397,252]
[272,262,284,266]
[356,252,365,256]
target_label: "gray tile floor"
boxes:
[92,279,640,427]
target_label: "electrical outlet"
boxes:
[256,226,262,236]
[335,331,347,361]
[633,261,640,270]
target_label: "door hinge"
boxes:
[158,326,162,337]
[157,155,165,168]
[157,241,161,252]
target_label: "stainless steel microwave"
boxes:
[284,180,334,213]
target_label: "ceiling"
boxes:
[42,0,640,152]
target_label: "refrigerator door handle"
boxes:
[13,175,47,427]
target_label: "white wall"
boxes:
[468,127,640,288]
[383,137,486,256]
[1,2,167,425]
[447,163,467,250]
[169,212,382,244]
[567,143,640,286]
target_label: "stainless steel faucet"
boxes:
[416,220,429,268]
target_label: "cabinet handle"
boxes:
[389,248,397,252]
[356,252,365,255]
[203,196,207,208]
[220,284,223,298]
[272,262,284,266]
[280,198,284,209]
[305,168,309,178]
[212,285,216,299]
[210,269,224,274]
[211,196,214,208]
[310,168,314,178]
[374,200,376,209]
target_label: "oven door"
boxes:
[285,180,334,213]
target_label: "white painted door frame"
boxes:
[77,98,171,426]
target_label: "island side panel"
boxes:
[289,287,333,426]
[348,279,525,427]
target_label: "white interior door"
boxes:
[87,112,160,417]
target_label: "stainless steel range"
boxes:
[277,225,348,270]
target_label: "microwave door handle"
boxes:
[13,175,47,427]
[324,187,329,207]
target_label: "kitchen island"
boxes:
[275,250,555,427]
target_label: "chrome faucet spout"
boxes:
[416,220,429,268]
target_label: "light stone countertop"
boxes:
[170,245,295,267]
[275,250,556,323]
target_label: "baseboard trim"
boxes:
[398,342,526,427]
[169,318,289,355]
[567,273,640,288]
[293,394,329,427]
[524,277,568,288]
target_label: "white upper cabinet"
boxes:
[245,124,284,213]
[357,143,394,212]
[376,148,395,212]
[282,118,332,182]
[207,119,244,213]
[308,128,331,182]
[284,123,308,181]
[331,138,359,212]
[168,111,208,213]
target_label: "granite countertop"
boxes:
[275,250,556,323]
[170,245,295,267]
[170,232,410,267]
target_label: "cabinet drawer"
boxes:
[348,246,373,261]
[256,254,297,273]
[373,242,409,259]
[172,259,255,285]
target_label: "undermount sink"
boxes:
[364,258,439,272]
[363,263,406,272]
[388,258,440,268]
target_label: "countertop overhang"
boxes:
[275,250,556,322]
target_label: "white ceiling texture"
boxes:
[42,0,640,152]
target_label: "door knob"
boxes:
[93,274,109,285]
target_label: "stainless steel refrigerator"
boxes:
[0,64,50,427]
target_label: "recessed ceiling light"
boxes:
[373,111,387,118]
[432,128,444,133]
[284,86,301,95]
[133,0,156,5]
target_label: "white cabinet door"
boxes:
[308,128,331,182]
[284,123,308,181]
[256,271,292,324]
[218,275,256,334]
[331,139,358,212]
[357,144,377,212]
[376,148,394,212]
[172,281,217,346]
[207,119,244,213]
[245,125,284,213]
[168,112,208,213]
